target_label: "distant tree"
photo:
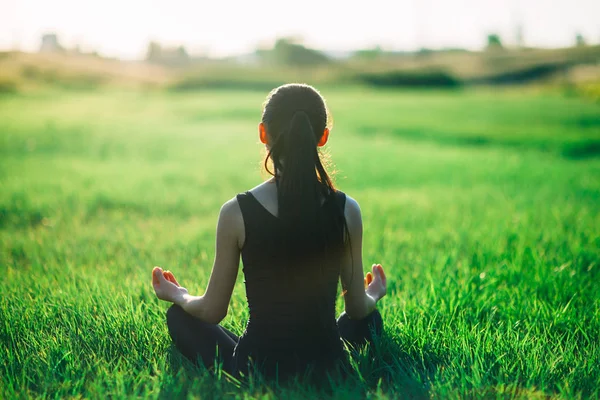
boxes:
[270,37,330,67]
[486,33,503,50]
[575,33,586,47]
[176,46,189,60]
[146,41,161,62]
[416,47,433,58]
[146,42,189,66]
[39,33,64,53]
[353,46,383,60]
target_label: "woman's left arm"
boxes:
[152,198,243,324]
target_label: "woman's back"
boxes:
[233,185,348,377]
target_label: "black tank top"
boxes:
[233,190,348,379]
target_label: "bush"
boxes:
[474,63,568,85]
[355,70,462,88]
[168,65,325,92]
[20,65,105,90]
[0,77,18,94]
[170,75,286,92]
[577,81,600,103]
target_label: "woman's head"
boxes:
[257,83,344,260]
[259,84,333,188]
[260,83,331,154]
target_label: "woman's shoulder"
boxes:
[340,192,361,226]
[219,196,244,224]
[343,192,358,205]
[335,190,359,210]
[237,181,276,202]
[231,181,267,203]
[218,196,246,248]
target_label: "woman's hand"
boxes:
[364,264,387,302]
[152,266,188,303]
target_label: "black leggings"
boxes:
[166,305,383,374]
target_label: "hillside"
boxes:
[0,51,171,92]
[1,46,599,94]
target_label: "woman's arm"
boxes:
[340,196,387,320]
[152,197,243,324]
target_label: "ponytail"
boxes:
[261,83,347,262]
[267,111,326,247]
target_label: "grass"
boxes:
[0,87,599,399]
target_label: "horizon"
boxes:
[1,0,599,60]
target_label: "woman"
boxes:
[152,83,387,381]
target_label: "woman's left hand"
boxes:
[365,264,387,302]
[152,266,188,303]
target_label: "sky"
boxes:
[1,0,599,59]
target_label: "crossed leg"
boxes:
[166,305,238,373]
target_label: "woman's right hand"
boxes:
[364,264,387,302]
[152,266,189,304]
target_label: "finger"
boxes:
[366,272,374,285]
[371,264,379,282]
[375,264,387,284]
[166,271,180,286]
[365,272,373,289]
[371,264,382,283]
[169,272,180,286]
[153,267,168,287]
[152,267,163,285]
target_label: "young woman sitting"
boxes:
[152,83,387,381]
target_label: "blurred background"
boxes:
[1,0,599,95]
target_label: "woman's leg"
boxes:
[337,309,383,348]
[166,305,238,372]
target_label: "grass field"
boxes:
[1,87,599,399]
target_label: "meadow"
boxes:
[0,87,599,399]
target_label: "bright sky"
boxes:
[1,0,599,59]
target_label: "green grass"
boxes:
[1,87,599,399]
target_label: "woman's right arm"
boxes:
[340,196,387,320]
